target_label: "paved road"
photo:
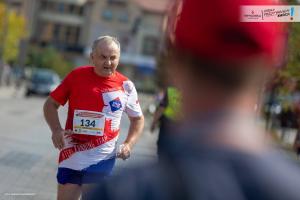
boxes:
[0,89,158,200]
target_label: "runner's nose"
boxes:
[105,59,111,66]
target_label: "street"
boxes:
[0,89,158,200]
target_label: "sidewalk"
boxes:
[0,85,25,99]
[0,85,15,98]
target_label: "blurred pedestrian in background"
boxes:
[279,79,299,135]
[0,62,11,86]
[263,74,282,131]
[85,0,300,200]
[290,80,300,157]
[150,86,181,159]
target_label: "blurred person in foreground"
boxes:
[43,36,144,199]
[85,0,300,199]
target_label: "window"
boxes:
[58,3,65,13]
[118,12,129,23]
[40,0,48,10]
[102,10,113,20]
[66,26,72,42]
[69,5,76,14]
[58,25,66,42]
[75,27,81,44]
[53,24,61,41]
[142,36,159,56]
[46,2,55,12]
[107,0,127,5]
[66,26,81,45]
[40,22,54,42]
[78,6,84,16]
[58,4,79,15]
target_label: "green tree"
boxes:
[26,46,74,77]
[281,22,300,79]
[280,0,300,80]
[0,2,27,63]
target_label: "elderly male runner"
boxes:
[43,36,144,200]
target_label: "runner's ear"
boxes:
[89,53,95,66]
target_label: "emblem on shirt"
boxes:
[109,97,122,112]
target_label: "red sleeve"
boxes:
[50,71,74,106]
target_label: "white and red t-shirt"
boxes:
[50,66,143,170]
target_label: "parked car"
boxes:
[25,69,60,97]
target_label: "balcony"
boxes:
[50,0,88,5]
[39,12,84,26]
[37,40,84,53]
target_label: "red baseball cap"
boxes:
[167,0,288,67]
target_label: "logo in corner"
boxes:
[109,97,122,112]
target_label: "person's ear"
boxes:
[90,53,94,64]
[89,53,95,65]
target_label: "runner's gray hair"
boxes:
[91,36,121,53]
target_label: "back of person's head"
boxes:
[164,0,287,94]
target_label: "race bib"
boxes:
[73,110,105,136]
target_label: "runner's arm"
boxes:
[150,106,165,132]
[125,115,144,149]
[43,96,66,150]
[117,115,144,160]
[44,96,62,132]
[151,90,167,132]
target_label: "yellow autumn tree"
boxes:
[0,2,27,63]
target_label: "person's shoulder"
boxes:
[71,65,94,74]
[65,66,93,79]
[115,71,129,82]
[114,71,137,93]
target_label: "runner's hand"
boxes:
[116,143,131,160]
[52,129,72,150]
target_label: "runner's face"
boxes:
[91,42,120,77]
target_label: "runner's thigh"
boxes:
[57,183,81,200]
